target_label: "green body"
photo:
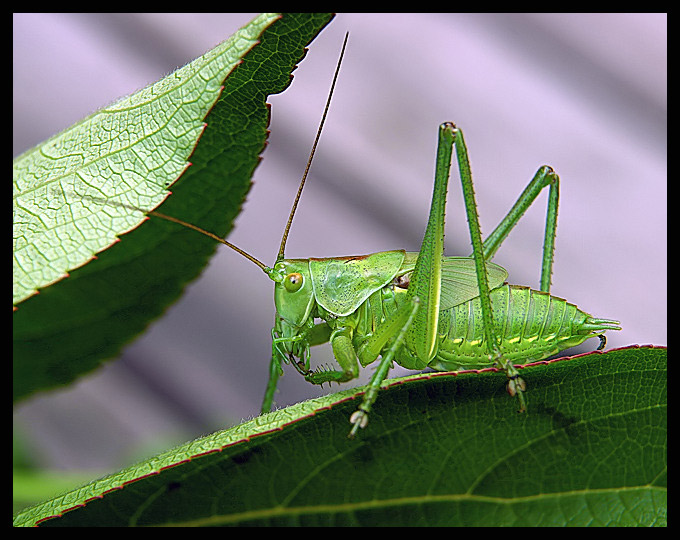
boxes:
[144,122,621,436]
[271,250,615,384]
[261,123,620,436]
[132,38,620,436]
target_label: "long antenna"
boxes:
[277,32,349,261]
[82,33,350,277]
[147,209,268,271]
[80,195,269,271]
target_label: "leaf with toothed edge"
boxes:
[13,13,280,307]
[14,346,666,527]
[12,13,335,403]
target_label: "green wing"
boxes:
[400,253,508,310]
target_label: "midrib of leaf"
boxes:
[12,13,280,305]
[155,485,666,527]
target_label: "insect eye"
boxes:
[283,272,304,292]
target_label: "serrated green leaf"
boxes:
[13,13,279,306]
[14,346,666,527]
[13,13,335,402]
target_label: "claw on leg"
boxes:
[597,334,607,351]
[506,373,527,413]
[348,409,369,438]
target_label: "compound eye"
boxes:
[283,272,304,292]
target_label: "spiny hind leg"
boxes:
[481,166,560,293]
[453,126,533,411]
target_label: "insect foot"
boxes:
[597,334,607,350]
[506,375,528,412]
[348,409,369,439]
[503,363,528,413]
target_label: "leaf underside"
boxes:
[12,13,335,402]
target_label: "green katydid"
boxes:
[128,33,621,437]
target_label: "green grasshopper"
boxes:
[141,34,621,437]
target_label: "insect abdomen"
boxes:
[431,284,617,370]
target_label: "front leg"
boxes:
[305,326,359,385]
[261,333,286,414]
[262,328,305,414]
[262,321,333,412]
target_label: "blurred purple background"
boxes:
[14,13,666,471]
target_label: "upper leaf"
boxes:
[12,13,280,306]
[13,13,335,402]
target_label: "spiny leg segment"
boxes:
[348,123,457,435]
[451,125,561,411]
[348,123,562,433]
